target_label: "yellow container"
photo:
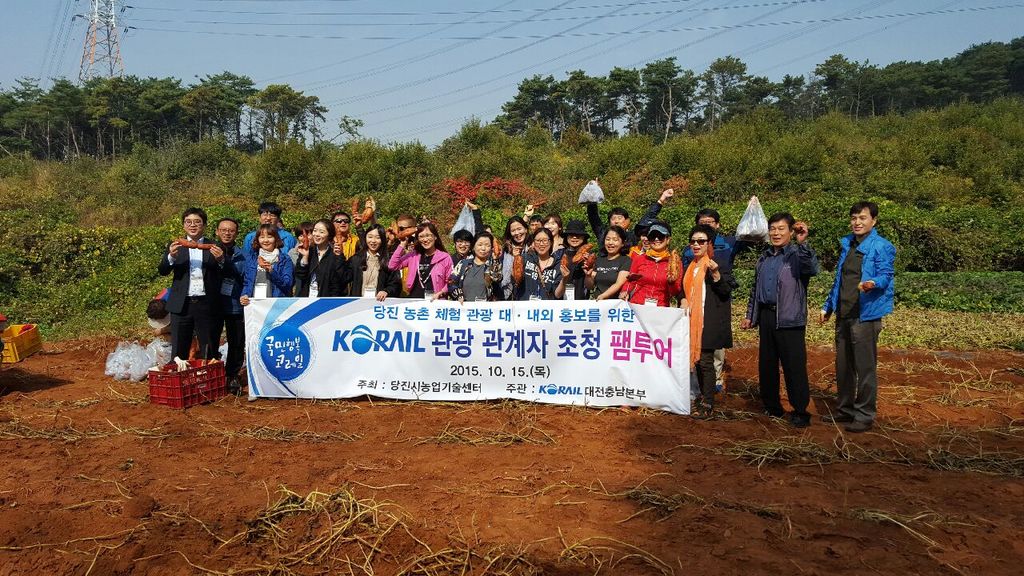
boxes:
[1,324,42,363]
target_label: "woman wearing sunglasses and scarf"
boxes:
[680,224,737,418]
[620,220,682,307]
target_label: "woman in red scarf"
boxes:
[681,224,737,417]
[620,220,682,306]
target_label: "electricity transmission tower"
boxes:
[78,0,124,82]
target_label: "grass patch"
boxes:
[415,422,555,446]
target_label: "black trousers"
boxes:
[212,312,245,378]
[170,296,216,360]
[758,306,810,417]
[694,349,718,409]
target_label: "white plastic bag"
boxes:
[450,205,476,237]
[736,196,769,242]
[126,345,153,381]
[218,343,229,361]
[147,338,172,368]
[104,341,153,381]
[578,180,604,204]
[104,341,133,380]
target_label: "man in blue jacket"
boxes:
[741,212,819,428]
[820,201,896,433]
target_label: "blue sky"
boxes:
[2,0,1022,146]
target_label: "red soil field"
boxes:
[1,340,1022,575]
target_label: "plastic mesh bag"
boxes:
[450,205,476,237]
[578,180,604,204]
[736,196,769,242]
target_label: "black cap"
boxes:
[563,219,589,239]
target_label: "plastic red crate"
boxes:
[148,360,227,408]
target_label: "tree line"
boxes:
[0,72,333,160]
[495,37,1024,140]
[1,37,1022,159]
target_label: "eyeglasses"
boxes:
[398,224,416,230]
[647,233,667,242]
[334,218,350,224]
[184,219,204,226]
[689,238,709,245]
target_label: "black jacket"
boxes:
[586,201,663,250]
[349,251,402,298]
[696,253,738,350]
[294,247,351,297]
[157,238,223,314]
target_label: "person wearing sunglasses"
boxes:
[740,212,819,428]
[681,225,737,418]
[331,211,360,260]
[620,220,682,307]
[682,207,759,393]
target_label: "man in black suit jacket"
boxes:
[158,207,225,360]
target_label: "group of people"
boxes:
[150,193,896,433]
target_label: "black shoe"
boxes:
[821,413,855,424]
[788,413,811,428]
[844,420,873,433]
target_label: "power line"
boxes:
[130,4,1024,41]
[256,0,518,85]
[324,0,639,108]
[128,0,711,17]
[353,0,729,124]
[300,0,575,93]
[39,0,66,81]
[753,0,959,75]
[127,1,833,28]
[353,0,821,126]
[357,0,999,140]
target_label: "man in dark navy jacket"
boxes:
[158,207,224,361]
[741,212,819,428]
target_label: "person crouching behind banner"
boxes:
[295,219,351,298]
[620,220,682,307]
[449,231,503,303]
[240,224,294,306]
[389,221,453,301]
[681,224,737,418]
[511,228,566,300]
[351,224,402,300]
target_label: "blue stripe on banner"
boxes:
[280,298,356,329]
[256,298,357,395]
[247,357,260,396]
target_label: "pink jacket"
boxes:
[388,247,454,295]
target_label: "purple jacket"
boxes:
[388,247,454,295]
[745,243,820,329]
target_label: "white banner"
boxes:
[244,298,690,414]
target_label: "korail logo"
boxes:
[538,384,582,395]
[333,325,427,355]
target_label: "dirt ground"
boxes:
[1,339,1022,575]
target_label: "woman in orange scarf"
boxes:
[681,224,737,417]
